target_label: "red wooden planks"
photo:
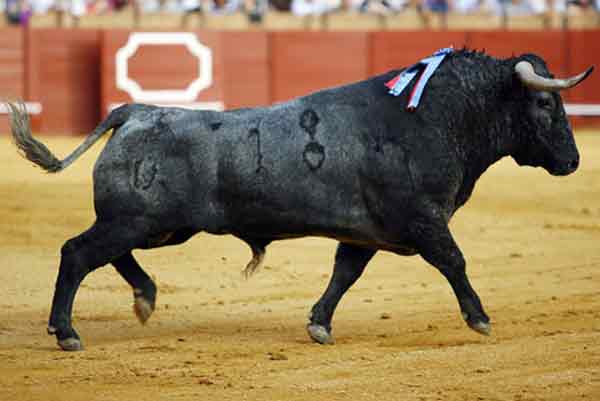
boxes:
[270,31,370,103]
[27,28,101,134]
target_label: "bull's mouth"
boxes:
[547,158,579,176]
[533,133,579,176]
[512,149,578,176]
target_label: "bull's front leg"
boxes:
[409,213,491,335]
[308,243,376,344]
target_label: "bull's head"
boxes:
[511,56,593,176]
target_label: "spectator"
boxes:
[180,0,203,26]
[180,0,243,14]
[180,0,243,19]
[57,0,87,18]
[551,0,594,14]
[270,0,292,10]
[5,0,23,24]
[356,0,409,14]
[30,0,56,13]
[453,0,484,13]
[526,0,551,14]
[137,0,168,12]
[246,0,269,23]
[485,0,554,16]
[180,0,201,13]
[89,0,130,14]
[5,0,32,24]
[422,0,449,13]
[290,0,337,15]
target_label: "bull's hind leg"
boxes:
[48,220,148,351]
[112,253,157,324]
[113,228,200,323]
[308,243,376,344]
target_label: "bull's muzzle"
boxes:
[549,153,580,176]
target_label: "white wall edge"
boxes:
[0,102,43,115]
[565,103,600,116]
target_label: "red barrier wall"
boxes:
[467,31,568,75]
[221,31,270,109]
[1,28,600,134]
[567,30,600,103]
[370,31,468,75]
[565,30,600,127]
[27,29,101,134]
[270,32,370,103]
[101,30,270,115]
[101,30,223,116]
[0,28,25,133]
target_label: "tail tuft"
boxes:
[6,101,63,173]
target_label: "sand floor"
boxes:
[0,134,599,401]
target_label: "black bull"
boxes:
[7,50,593,351]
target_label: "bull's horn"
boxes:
[515,61,594,91]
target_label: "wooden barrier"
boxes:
[466,31,568,75]
[270,31,370,103]
[27,29,101,134]
[565,30,600,127]
[101,30,270,114]
[0,28,25,133]
[101,30,224,116]
[567,30,600,103]
[220,31,270,109]
[2,27,600,134]
[370,31,468,75]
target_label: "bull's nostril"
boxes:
[569,159,579,170]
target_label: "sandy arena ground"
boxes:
[0,133,599,401]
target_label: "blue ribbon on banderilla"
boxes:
[385,47,453,111]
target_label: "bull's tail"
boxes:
[6,101,130,173]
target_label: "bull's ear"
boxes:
[516,61,594,91]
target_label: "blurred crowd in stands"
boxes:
[2,0,598,25]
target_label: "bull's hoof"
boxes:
[49,325,82,351]
[134,296,154,325]
[462,312,491,336]
[468,320,491,336]
[57,337,83,351]
[307,324,334,345]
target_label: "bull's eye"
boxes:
[537,97,553,110]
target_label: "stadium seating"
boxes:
[24,9,599,31]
